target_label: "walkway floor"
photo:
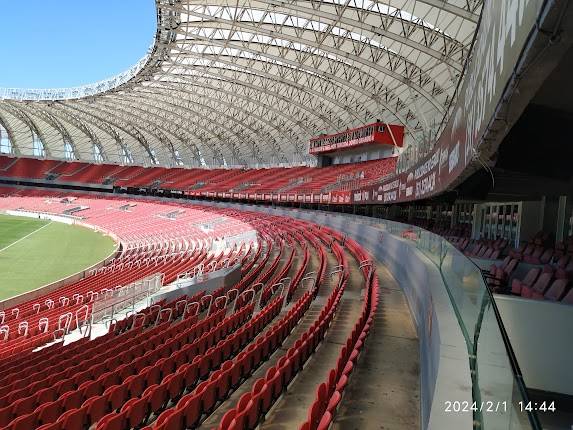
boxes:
[331,262,420,430]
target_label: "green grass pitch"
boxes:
[0,214,117,301]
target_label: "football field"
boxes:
[0,214,117,301]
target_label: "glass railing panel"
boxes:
[439,243,484,347]
[476,296,537,429]
[368,217,541,429]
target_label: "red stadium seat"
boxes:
[544,279,569,301]
[511,268,540,295]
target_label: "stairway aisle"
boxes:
[332,261,420,430]
[258,247,365,429]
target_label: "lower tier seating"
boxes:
[0,192,380,430]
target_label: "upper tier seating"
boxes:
[0,157,17,171]
[0,155,397,203]
[64,165,138,184]
[0,158,61,179]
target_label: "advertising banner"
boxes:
[354,0,543,204]
[330,190,352,204]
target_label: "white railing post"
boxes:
[76,305,90,335]
[17,321,28,337]
[58,312,73,335]
[184,302,199,318]
[38,317,49,333]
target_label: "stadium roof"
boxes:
[0,0,483,168]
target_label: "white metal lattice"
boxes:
[0,0,482,168]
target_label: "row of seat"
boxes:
[0,302,180,399]
[219,268,345,429]
[109,212,326,428]
[155,290,314,430]
[0,155,397,201]
[0,208,275,427]
[509,244,555,264]
[0,292,202,386]
[510,266,572,302]
[0,295,233,426]
[99,242,313,430]
[0,283,261,430]
[438,228,573,277]
[507,232,573,264]
[487,257,573,303]
[301,238,378,429]
[210,228,368,429]
[76,301,263,430]
[218,289,334,430]
[0,192,263,358]
[405,222,573,303]
[93,214,323,430]
[0,251,212,358]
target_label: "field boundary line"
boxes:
[0,221,53,253]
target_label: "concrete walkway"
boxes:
[332,262,419,430]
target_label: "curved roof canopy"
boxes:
[0,0,483,168]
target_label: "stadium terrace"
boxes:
[0,1,572,430]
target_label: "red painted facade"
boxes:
[309,122,404,155]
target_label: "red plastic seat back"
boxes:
[57,407,86,430]
[504,259,518,275]
[522,268,541,287]
[540,248,554,264]
[544,280,569,301]
[531,272,553,294]
[561,288,573,305]
[84,394,109,424]
[10,412,38,430]
[556,254,570,269]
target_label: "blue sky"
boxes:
[0,1,156,89]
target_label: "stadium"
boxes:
[0,0,571,429]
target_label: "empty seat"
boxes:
[556,260,573,279]
[543,279,569,301]
[523,246,544,264]
[521,271,553,298]
[561,288,573,305]
[511,268,540,295]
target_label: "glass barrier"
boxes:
[373,218,542,429]
[280,209,542,428]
